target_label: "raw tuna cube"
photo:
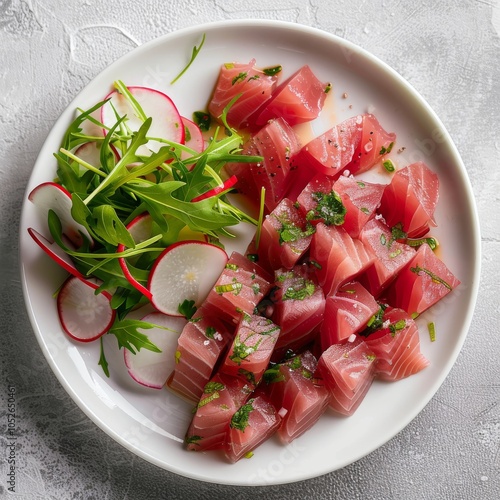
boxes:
[294,115,362,178]
[258,198,315,271]
[220,314,280,385]
[359,218,416,297]
[249,118,302,211]
[378,161,439,238]
[296,174,346,227]
[256,65,329,126]
[333,175,385,238]
[224,396,281,463]
[205,251,273,325]
[185,373,254,452]
[363,308,429,381]
[167,304,234,403]
[310,222,374,295]
[346,113,396,175]
[320,281,379,351]
[261,351,329,444]
[271,265,325,360]
[385,243,461,315]
[208,59,278,130]
[317,337,376,416]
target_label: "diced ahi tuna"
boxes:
[167,304,234,403]
[346,114,396,175]
[385,243,461,316]
[261,351,329,444]
[258,198,315,271]
[317,337,376,416]
[204,251,273,325]
[359,218,416,297]
[310,222,374,295]
[296,174,346,227]
[320,282,379,351]
[256,65,329,126]
[378,161,439,238]
[363,308,429,381]
[294,115,362,178]
[225,396,281,463]
[271,265,325,360]
[208,59,278,130]
[249,118,302,211]
[224,140,261,202]
[281,154,317,202]
[333,176,385,238]
[186,373,253,452]
[220,314,280,385]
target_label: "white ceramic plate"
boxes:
[19,20,480,485]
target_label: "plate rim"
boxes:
[19,18,481,485]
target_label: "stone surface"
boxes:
[1,0,500,498]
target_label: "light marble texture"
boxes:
[1,1,499,498]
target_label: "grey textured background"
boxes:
[1,1,499,498]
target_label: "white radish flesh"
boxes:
[28,181,92,248]
[124,312,187,389]
[57,276,116,342]
[148,241,228,316]
[28,227,84,279]
[101,86,184,155]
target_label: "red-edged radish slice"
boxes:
[191,175,238,202]
[124,312,187,389]
[181,117,204,160]
[148,241,228,316]
[74,142,121,171]
[57,276,116,342]
[28,181,92,248]
[28,227,84,279]
[101,86,185,154]
[117,213,154,300]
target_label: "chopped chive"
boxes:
[428,322,436,342]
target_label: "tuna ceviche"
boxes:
[27,41,460,463]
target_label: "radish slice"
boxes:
[148,241,228,316]
[101,86,184,154]
[181,116,205,160]
[57,276,116,342]
[124,312,187,389]
[191,175,238,202]
[28,181,92,248]
[28,227,84,279]
[117,213,154,300]
[74,141,120,171]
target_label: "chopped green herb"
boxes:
[357,181,366,188]
[282,278,316,301]
[407,237,439,251]
[251,283,261,295]
[309,260,322,270]
[232,72,248,85]
[225,263,239,271]
[277,217,315,245]
[185,435,202,445]
[389,249,402,258]
[205,326,216,339]
[178,299,197,319]
[204,381,225,394]
[215,282,243,295]
[237,368,257,386]
[247,253,259,262]
[379,142,394,155]
[192,110,211,131]
[230,399,255,431]
[175,350,181,363]
[307,190,346,226]
[247,75,260,81]
[410,265,452,290]
[380,234,387,246]
[324,82,332,93]
[365,353,376,362]
[383,159,395,172]
[360,207,370,214]
[244,451,254,459]
[262,364,285,384]
[428,322,436,342]
[230,334,263,364]
[263,65,282,76]
[197,391,220,408]
[389,319,407,336]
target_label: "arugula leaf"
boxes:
[171,33,206,84]
[108,318,162,354]
[91,205,136,247]
[98,337,110,377]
